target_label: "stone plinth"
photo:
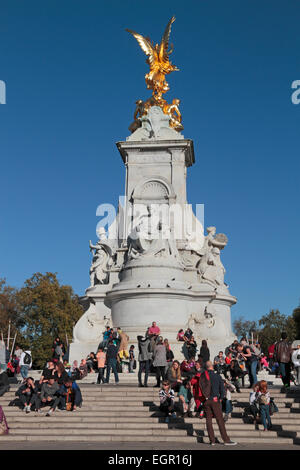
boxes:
[69,110,237,364]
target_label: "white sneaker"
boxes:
[224,440,237,446]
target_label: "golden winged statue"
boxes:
[126,17,183,131]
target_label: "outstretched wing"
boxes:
[126,29,157,68]
[159,16,176,63]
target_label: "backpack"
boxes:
[23,352,31,365]
[198,370,211,400]
[258,393,268,405]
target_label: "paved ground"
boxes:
[0,441,298,451]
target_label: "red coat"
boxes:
[268,344,275,358]
[190,372,207,408]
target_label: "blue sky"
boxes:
[0,0,299,324]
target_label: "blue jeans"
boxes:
[260,404,272,429]
[20,365,29,379]
[225,399,233,415]
[106,359,119,383]
[248,360,258,386]
[279,362,291,386]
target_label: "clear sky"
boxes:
[0,0,299,324]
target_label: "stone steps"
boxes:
[201,436,294,444]
[0,434,197,442]
[13,370,283,386]
[1,373,299,446]
[9,427,187,436]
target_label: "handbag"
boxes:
[133,360,137,370]
[0,420,7,434]
[269,398,278,415]
[66,388,73,411]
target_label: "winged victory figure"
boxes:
[126,16,179,102]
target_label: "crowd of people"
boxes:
[1,327,300,444]
[8,358,83,416]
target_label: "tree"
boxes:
[0,278,25,345]
[292,304,300,339]
[258,309,296,352]
[233,316,259,340]
[17,272,83,368]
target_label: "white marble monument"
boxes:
[69,19,237,363]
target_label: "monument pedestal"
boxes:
[70,107,237,364]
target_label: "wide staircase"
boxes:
[1,371,300,445]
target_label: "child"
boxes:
[128,345,135,373]
[257,380,272,431]
[178,380,196,417]
[260,354,271,373]
[223,379,236,421]
[159,380,176,422]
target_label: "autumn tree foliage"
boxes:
[0,273,83,368]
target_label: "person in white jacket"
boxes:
[292,345,300,385]
[19,350,32,379]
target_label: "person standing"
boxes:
[147,322,161,352]
[96,347,106,384]
[201,361,237,446]
[153,336,168,388]
[257,380,272,431]
[137,335,152,387]
[199,340,210,365]
[19,350,32,380]
[105,340,119,384]
[164,339,174,372]
[292,344,300,385]
[117,328,130,361]
[14,345,23,363]
[128,345,135,373]
[101,326,112,350]
[236,343,257,388]
[274,332,292,390]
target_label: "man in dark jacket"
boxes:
[202,361,237,446]
[105,340,119,384]
[274,332,292,389]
